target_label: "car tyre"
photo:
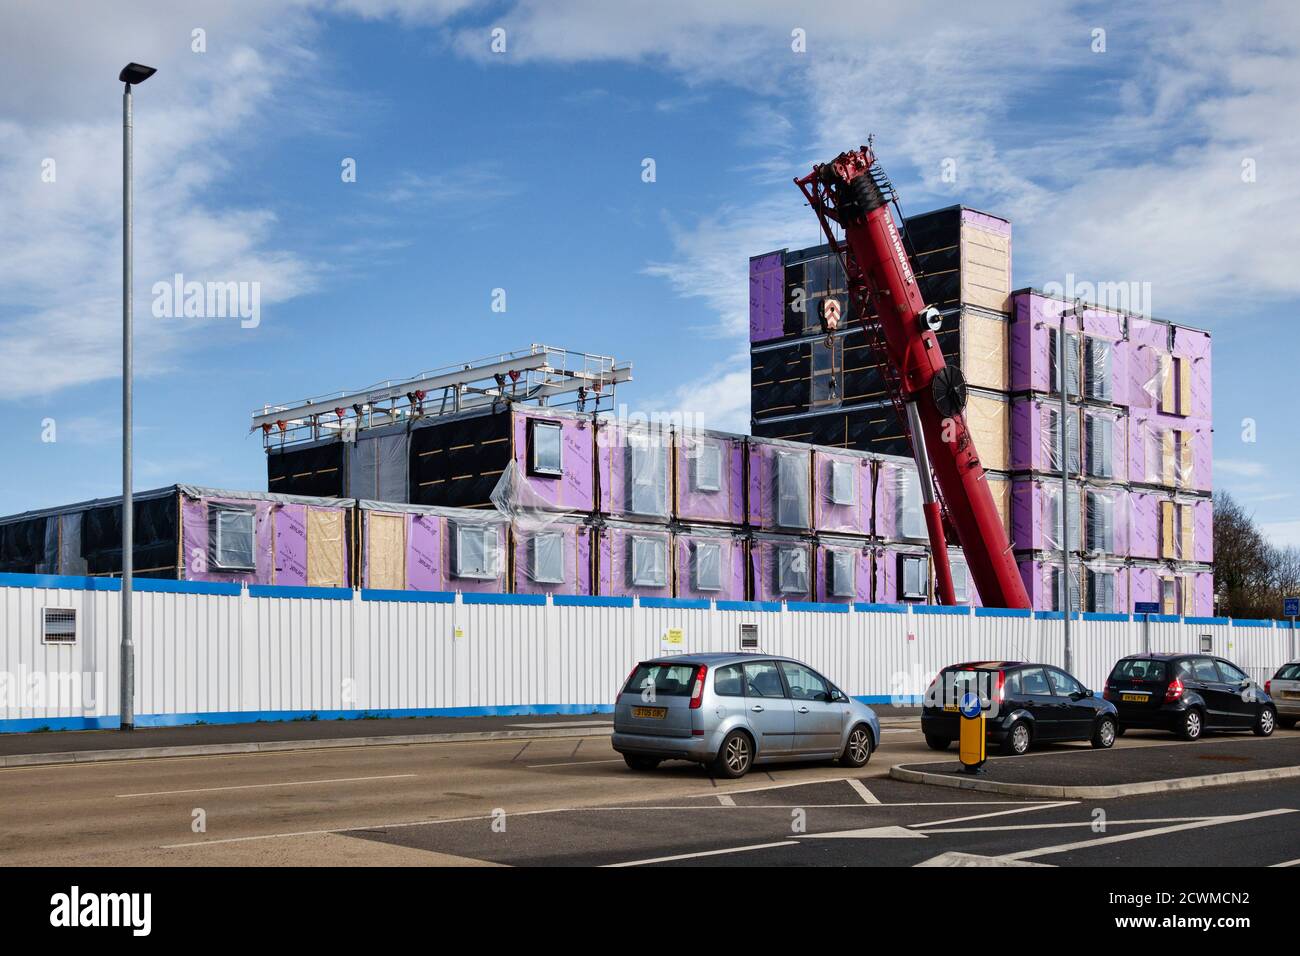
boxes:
[1178,707,1204,741]
[623,753,660,771]
[712,730,753,779]
[1092,716,1117,749]
[841,724,873,767]
[1254,706,1276,737]
[924,734,951,751]
[1002,720,1031,756]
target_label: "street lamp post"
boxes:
[119,62,155,731]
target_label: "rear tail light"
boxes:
[995,670,1006,703]
[1103,683,1117,701]
[1165,677,1184,702]
[689,664,708,709]
[1265,680,1272,696]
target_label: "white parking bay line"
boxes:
[117,773,417,798]
[1000,808,1297,862]
[847,779,880,804]
[605,841,797,867]
[507,722,613,729]
[1271,858,1300,867]
[716,794,736,806]
[910,801,1075,829]
[525,758,625,768]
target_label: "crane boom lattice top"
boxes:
[253,344,631,449]
[795,143,1030,610]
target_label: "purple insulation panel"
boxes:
[1008,292,1082,394]
[674,528,746,601]
[811,449,873,535]
[1016,560,1040,608]
[746,439,811,532]
[815,540,872,604]
[1175,327,1212,420]
[749,252,785,344]
[1128,491,1160,560]
[512,520,591,596]
[512,409,596,512]
[1009,399,1038,472]
[750,535,813,603]
[273,504,308,587]
[1126,320,1167,411]
[872,457,925,541]
[674,432,746,525]
[1129,565,1158,609]
[1128,411,1211,491]
[595,421,673,522]
[1193,498,1213,563]
[180,495,275,584]
[875,545,930,604]
[1193,572,1214,616]
[406,512,441,591]
[596,524,672,599]
[961,208,1011,237]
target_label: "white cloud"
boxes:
[643,352,753,436]
[1217,459,1270,479]
[1261,520,1300,549]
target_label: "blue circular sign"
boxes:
[959,692,982,719]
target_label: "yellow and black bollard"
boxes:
[958,691,986,774]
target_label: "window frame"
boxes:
[209,503,256,572]
[454,524,500,580]
[528,418,564,478]
[829,459,855,506]
[693,442,723,493]
[530,531,565,585]
[630,534,668,588]
[776,544,809,594]
[692,540,723,592]
[899,554,928,601]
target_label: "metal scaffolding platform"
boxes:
[253,344,631,448]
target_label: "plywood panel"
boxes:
[965,392,1009,472]
[960,226,1011,312]
[307,508,345,588]
[368,513,406,591]
[961,311,1008,390]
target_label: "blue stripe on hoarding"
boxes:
[460,592,547,606]
[0,704,617,734]
[1082,612,1131,623]
[132,578,242,596]
[715,600,781,612]
[639,597,711,610]
[1184,616,1230,626]
[974,607,1032,619]
[552,594,634,608]
[912,604,971,616]
[0,572,121,591]
[786,601,849,613]
[247,585,353,600]
[853,602,908,614]
[361,589,456,604]
[1231,618,1273,628]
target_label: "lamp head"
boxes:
[119,63,157,86]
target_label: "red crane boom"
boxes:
[795,143,1030,609]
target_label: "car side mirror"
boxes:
[828,689,844,703]
[1070,690,1088,700]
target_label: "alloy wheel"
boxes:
[848,728,870,763]
[1260,709,1275,734]
[726,735,751,774]
[1098,719,1115,747]
[1186,711,1202,738]
[1012,723,1030,754]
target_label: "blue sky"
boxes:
[1,0,1298,545]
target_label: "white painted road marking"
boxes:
[525,758,624,769]
[1000,808,1297,862]
[847,779,880,804]
[919,817,1210,834]
[716,794,736,806]
[507,722,613,729]
[801,825,926,839]
[909,801,1075,829]
[606,841,797,867]
[117,773,417,798]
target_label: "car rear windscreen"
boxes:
[625,662,698,697]
[1111,659,1168,681]
[1274,663,1300,681]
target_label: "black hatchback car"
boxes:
[1104,653,1277,740]
[921,661,1118,756]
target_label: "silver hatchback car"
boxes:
[611,653,880,778]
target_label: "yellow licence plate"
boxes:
[943,705,959,713]
[632,706,667,719]
[1122,693,1150,702]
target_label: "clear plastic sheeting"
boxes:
[891,462,925,540]
[692,539,724,592]
[947,549,971,604]
[528,529,566,585]
[1084,487,1127,556]
[1048,329,1081,397]
[1142,423,1194,487]
[1083,409,1119,479]
[1143,352,1193,415]
[776,544,809,594]
[630,533,668,588]
[209,503,256,572]
[1041,405,1080,474]
[628,432,670,518]
[1044,562,1082,613]
[1084,560,1124,613]
[825,547,855,598]
[1083,336,1114,401]
[491,460,567,529]
[59,512,87,575]
[816,452,868,534]
[775,451,810,529]
[897,551,929,601]
[451,518,504,580]
[1040,483,1081,553]
[1159,498,1197,561]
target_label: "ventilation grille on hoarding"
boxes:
[739,622,759,650]
[42,607,77,644]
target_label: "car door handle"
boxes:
[750,705,765,713]
[797,706,810,714]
